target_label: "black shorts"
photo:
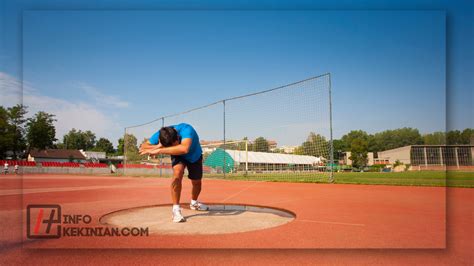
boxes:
[171,155,203,180]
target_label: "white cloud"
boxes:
[0,72,123,144]
[75,82,129,108]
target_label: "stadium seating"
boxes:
[116,164,171,169]
[83,162,108,168]
[40,161,80,167]
[0,160,36,167]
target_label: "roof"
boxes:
[30,149,86,160]
[379,144,474,154]
[81,150,106,159]
[224,149,323,164]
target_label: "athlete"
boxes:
[139,123,208,223]
[3,162,8,175]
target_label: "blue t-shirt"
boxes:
[149,123,202,163]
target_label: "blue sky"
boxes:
[0,1,472,147]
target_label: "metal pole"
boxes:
[123,127,127,176]
[424,147,428,168]
[245,139,248,175]
[223,100,226,178]
[455,147,459,169]
[439,146,443,166]
[160,117,164,177]
[328,73,335,183]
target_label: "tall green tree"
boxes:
[117,137,124,155]
[341,130,370,147]
[94,137,115,154]
[237,137,249,151]
[7,105,28,158]
[26,111,57,150]
[253,137,270,152]
[423,131,446,145]
[371,128,423,152]
[0,106,10,158]
[332,139,347,162]
[294,132,329,158]
[461,128,474,144]
[339,130,369,167]
[349,138,368,168]
[124,133,141,161]
[62,129,96,150]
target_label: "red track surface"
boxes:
[0,174,472,265]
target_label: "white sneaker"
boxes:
[190,201,209,211]
[172,208,186,223]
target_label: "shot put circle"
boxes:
[100,204,295,235]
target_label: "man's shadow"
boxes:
[184,209,246,220]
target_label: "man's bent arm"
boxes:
[144,138,192,156]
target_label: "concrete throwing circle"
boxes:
[100,204,295,235]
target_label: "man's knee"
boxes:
[173,164,185,178]
[191,179,201,186]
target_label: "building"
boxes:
[341,152,374,166]
[204,148,324,173]
[80,150,106,162]
[201,139,278,153]
[274,145,299,154]
[377,145,474,170]
[28,149,86,163]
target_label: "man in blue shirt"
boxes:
[139,123,208,223]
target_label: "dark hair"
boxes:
[159,127,178,147]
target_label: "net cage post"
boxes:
[160,117,164,177]
[223,100,226,178]
[328,73,335,183]
[123,127,127,176]
[245,138,248,175]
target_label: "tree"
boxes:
[94,137,115,154]
[253,137,269,152]
[461,128,474,144]
[117,137,124,155]
[332,139,347,162]
[237,137,249,151]
[339,130,369,168]
[7,105,28,158]
[349,138,368,168]
[371,128,422,152]
[294,132,329,158]
[123,133,142,162]
[26,111,57,150]
[62,129,96,150]
[423,132,446,145]
[446,130,462,145]
[341,130,369,148]
[0,106,10,158]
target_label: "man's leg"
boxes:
[191,179,202,201]
[188,156,208,210]
[171,163,185,205]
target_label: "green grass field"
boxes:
[121,170,474,188]
[204,171,474,188]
